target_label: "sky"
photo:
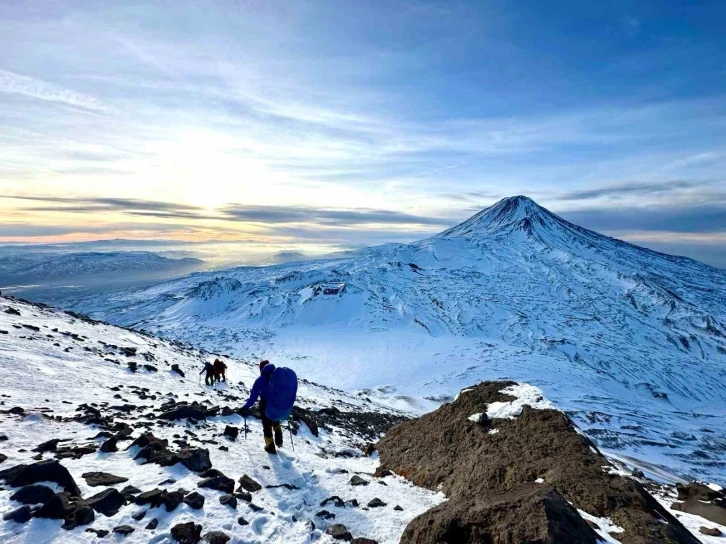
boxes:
[0,0,725,266]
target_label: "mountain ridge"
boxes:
[65,196,726,486]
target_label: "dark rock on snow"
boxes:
[376,381,699,544]
[237,474,262,493]
[198,475,235,494]
[219,494,237,508]
[99,436,118,452]
[0,459,81,495]
[202,531,231,543]
[10,484,56,505]
[184,491,206,509]
[223,425,239,440]
[82,471,128,487]
[326,523,353,541]
[171,521,203,543]
[3,505,32,523]
[350,475,368,486]
[83,488,126,517]
[113,524,135,535]
[146,518,159,530]
[35,494,68,519]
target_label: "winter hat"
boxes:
[259,360,270,371]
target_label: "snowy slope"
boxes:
[0,296,444,543]
[0,251,202,284]
[70,196,726,486]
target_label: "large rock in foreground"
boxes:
[376,381,698,544]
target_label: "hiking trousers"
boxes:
[259,398,282,439]
[205,372,215,386]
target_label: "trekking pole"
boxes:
[288,420,295,452]
[244,416,248,441]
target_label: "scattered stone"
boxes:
[235,489,252,502]
[238,474,262,493]
[62,505,94,530]
[368,498,386,508]
[202,531,231,543]
[237,516,249,526]
[82,471,128,487]
[326,523,353,541]
[120,485,142,500]
[0,459,81,495]
[352,539,378,544]
[86,528,110,538]
[171,364,185,377]
[54,443,97,460]
[199,475,235,494]
[4,307,20,315]
[3,505,32,523]
[394,505,403,511]
[36,494,67,519]
[161,489,185,511]
[320,496,345,508]
[113,525,135,536]
[146,518,159,530]
[171,521,203,543]
[0,453,6,463]
[223,426,239,440]
[159,405,209,421]
[350,475,369,486]
[184,491,205,509]
[32,438,61,453]
[10,484,56,505]
[316,509,336,519]
[132,510,146,520]
[135,488,164,506]
[0,434,7,441]
[219,494,237,508]
[7,406,24,415]
[83,488,126,517]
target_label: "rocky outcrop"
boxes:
[671,482,726,526]
[376,381,699,544]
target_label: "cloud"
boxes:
[219,204,452,227]
[0,69,107,111]
[4,195,202,216]
[559,204,726,234]
[2,195,453,229]
[556,180,707,201]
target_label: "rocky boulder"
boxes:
[0,459,81,496]
[376,381,699,544]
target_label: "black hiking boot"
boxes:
[264,437,277,454]
[274,425,283,448]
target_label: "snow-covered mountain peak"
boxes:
[435,195,557,239]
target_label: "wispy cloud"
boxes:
[556,180,707,201]
[219,204,452,227]
[0,69,106,111]
[4,196,200,215]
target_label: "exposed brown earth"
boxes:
[376,381,699,544]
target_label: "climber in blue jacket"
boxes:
[241,360,283,453]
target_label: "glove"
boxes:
[239,407,249,417]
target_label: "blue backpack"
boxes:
[265,367,298,421]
